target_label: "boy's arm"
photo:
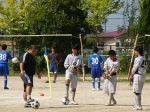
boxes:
[108,61,120,76]
[64,55,69,68]
[131,58,139,75]
[104,59,109,75]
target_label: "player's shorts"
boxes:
[133,74,145,94]
[50,63,58,74]
[0,63,9,76]
[65,69,78,88]
[20,73,34,92]
[91,67,102,78]
[104,75,117,94]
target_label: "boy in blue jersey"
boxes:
[0,44,12,89]
[88,46,103,91]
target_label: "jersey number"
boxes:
[0,54,7,60]
[92,58,98,64]
[141,60,146,68]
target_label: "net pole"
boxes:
[79,34,85,81]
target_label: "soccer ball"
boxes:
[31,100,40,109]
[12,57,19,63]
[62,98,70,105]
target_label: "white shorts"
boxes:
[104,75,117,94]
[65,69,78,88]
[133,74,145,94]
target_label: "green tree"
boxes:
[0,0,89,71]
[137,0,150,42]
[81,0,123,45]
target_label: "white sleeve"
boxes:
[64,55,70,68]
[132,58,140,75]
[104,58,109,69]
[112,61,120,73]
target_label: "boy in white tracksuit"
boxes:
[131,46,146,110]
[104,50,120,106]
[64,44,83,105]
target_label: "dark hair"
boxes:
[93,46,98,53]
[2,44,7,50]
[28,45,36,50]
[51,46,56,50]
[72,44,80,50]
[108,50,116,55]
[134,46,143,55]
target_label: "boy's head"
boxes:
[72,44,80,55]
[51,46,56,53]
[2,44,7,50]
[108,50,116,61]
[134,46,143,56]
[93,46,98,53]
[28,45,37,56]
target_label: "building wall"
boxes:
[99,38,121,51]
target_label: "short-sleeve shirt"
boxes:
[48,52,61,64]
[0,50,12,64]
[20,52,36,75]
[88,54,103,67]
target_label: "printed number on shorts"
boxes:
[141,60,146,68]
[92,57,98,64]
[0,54,7,60]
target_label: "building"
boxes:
[91,29,127,51]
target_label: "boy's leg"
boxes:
[4,75,8,89]
[92,78,95,90]
[4,65,9,89]
[97,78,101,90]
[53,64,58,83]
[65,79,70,98]
[70,74,78,105]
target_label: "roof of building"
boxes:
[91,29,127,38]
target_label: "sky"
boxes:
[102,0,139,32]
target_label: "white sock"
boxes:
[24,101,27,104]
[27,95,31,101]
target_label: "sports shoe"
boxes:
[97,88,102,91]
[28,98,35,103]
[24,103,31,108]
[92,88,95,91]
[45,80,49,83]
[132,105,142,110]
[64,94,68,98]
[70,101,78,105]
[105,102,113,106]
[4,87,9,89]
[112,100,117,105]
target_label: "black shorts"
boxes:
[20,74,33,92]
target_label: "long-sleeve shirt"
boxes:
[132,56,146,75]
[104,57,120,73]
[64,54,83,69]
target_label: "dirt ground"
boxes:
[0,76,150,112]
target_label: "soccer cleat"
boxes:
[28,98,35,103]
[112,100,117,105]
[64,94,68,99]
[70,101,78,105]
[92,88,95,91]
[105,102,113,106]
[97,88,102,91]
[53,80,56,83]
[24,103,31,108]
[45,80,49,83]
[4,87,9,89]
[132,105,138,110]
[132,105,142,110]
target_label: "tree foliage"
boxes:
[0,0,89,71]
[81,0,123,28]
[137,0,150,42]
